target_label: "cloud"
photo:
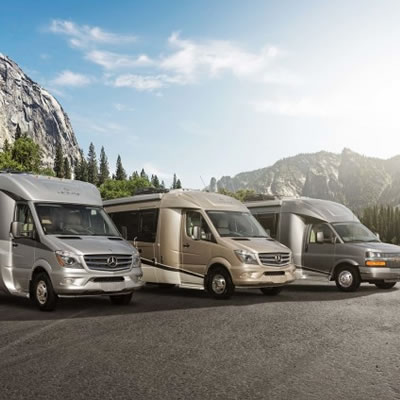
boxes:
[252,97,330,117]
[160,32,281,83]
[112,74,170,91]
[114,103,135,112]
[143,162,172,180]
[51,70,93,87]
[85,50,153,70]
[48,19,137,48]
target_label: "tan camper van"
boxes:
[104,190,296,299]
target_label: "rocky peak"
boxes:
[0,53,81,167]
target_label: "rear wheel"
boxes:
[260,287,283,296]
[206,267,234,299]
[109,292,133,305]
[31,272,58,311]
[335,265,361,292]
[374,281,397,290]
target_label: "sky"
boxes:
[2,0,400,187]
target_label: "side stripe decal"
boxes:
[140,257,204,279]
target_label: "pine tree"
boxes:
[80,158,89,182]
[98,146,110,185]
[87,142,98,185]
[172,173,177,189]
[151,174,160,188]
[15,124,22,141]
[115,155,127,180]
[161,180,165,189]
[140,168,148,181]
[131,171,139,179]
[54,144,64,178]
[64,158,71,179]
[176,179,182,189]
[3,139,10,153]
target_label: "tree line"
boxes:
[0,125,183,200]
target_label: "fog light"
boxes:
[240,272,259,279]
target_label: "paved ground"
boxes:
[0,282,400,400]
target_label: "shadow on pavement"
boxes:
[0,282,395,322]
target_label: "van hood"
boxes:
[221,237,290,254]
[44,235,135,256]
[345,242,400,254]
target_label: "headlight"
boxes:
[234,250,259,265]
[366,251,382,258]
[55,251,83,268]
[132,253,141,268]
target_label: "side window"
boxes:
[138,209,159,242]
[109,211,139,240]
[186,211,214,241]
[253,213,279,238]
[309,223,335,244]
[15,204,35,238]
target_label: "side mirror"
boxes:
[121,226,128,240]
[192,226,201,240]
[316,231,324,244]
[11,221,24,239]
[375,232,380,240]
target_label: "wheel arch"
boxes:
[331,260,360,281]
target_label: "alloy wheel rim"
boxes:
[36,280,48,305]
[338,271,353,288]
[212,274,226,294]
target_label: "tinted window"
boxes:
[110,209,159,242]
[15,203,35,237]
[309,223,335,244]
[186,211,214,241]
[253,213,279,238]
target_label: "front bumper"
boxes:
[231,263,296,288]
[51,267,144,296]
[359,267,400,282]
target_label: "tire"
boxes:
[206,267,234,299]
[335,265,361,292]
[260,287,283,296]
[374,281,397,290]
[31,272,58,311]
[109,292,133,305]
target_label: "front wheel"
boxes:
[206,267,234,299]
[31,272,58,311]
[260,287,283,296]
[374,281,397,290]
[335,266,361,292]
[109,292,133,305]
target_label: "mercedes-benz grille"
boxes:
[84,254,133,272]
[258,253,291,267]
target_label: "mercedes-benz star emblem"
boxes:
[107,256,118,268]
[275,255,282,264]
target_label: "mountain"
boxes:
[214,148,400,211]
[0,53,81,167]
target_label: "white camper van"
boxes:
[104,190,296,299]
[0,172,143,311]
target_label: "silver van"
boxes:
[0,172,143,311]
[104,190,296,299]
[246,197,400,292]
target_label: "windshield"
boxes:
[207,211,269,238]
[332,222,379,243]
[35,203,120,237]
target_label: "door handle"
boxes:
[183,243,190,248]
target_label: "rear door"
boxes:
[302,223,336,278]
[12,203,37,292]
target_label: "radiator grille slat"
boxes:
[84,254,132,272]
[258,253,290,267]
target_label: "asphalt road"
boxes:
[0,282,400,400]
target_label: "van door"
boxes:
[136,209,159,283]
[302,223,336,279]
[12,203,37,293]
[180,210,214,286]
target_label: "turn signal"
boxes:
[366,260,386,267]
